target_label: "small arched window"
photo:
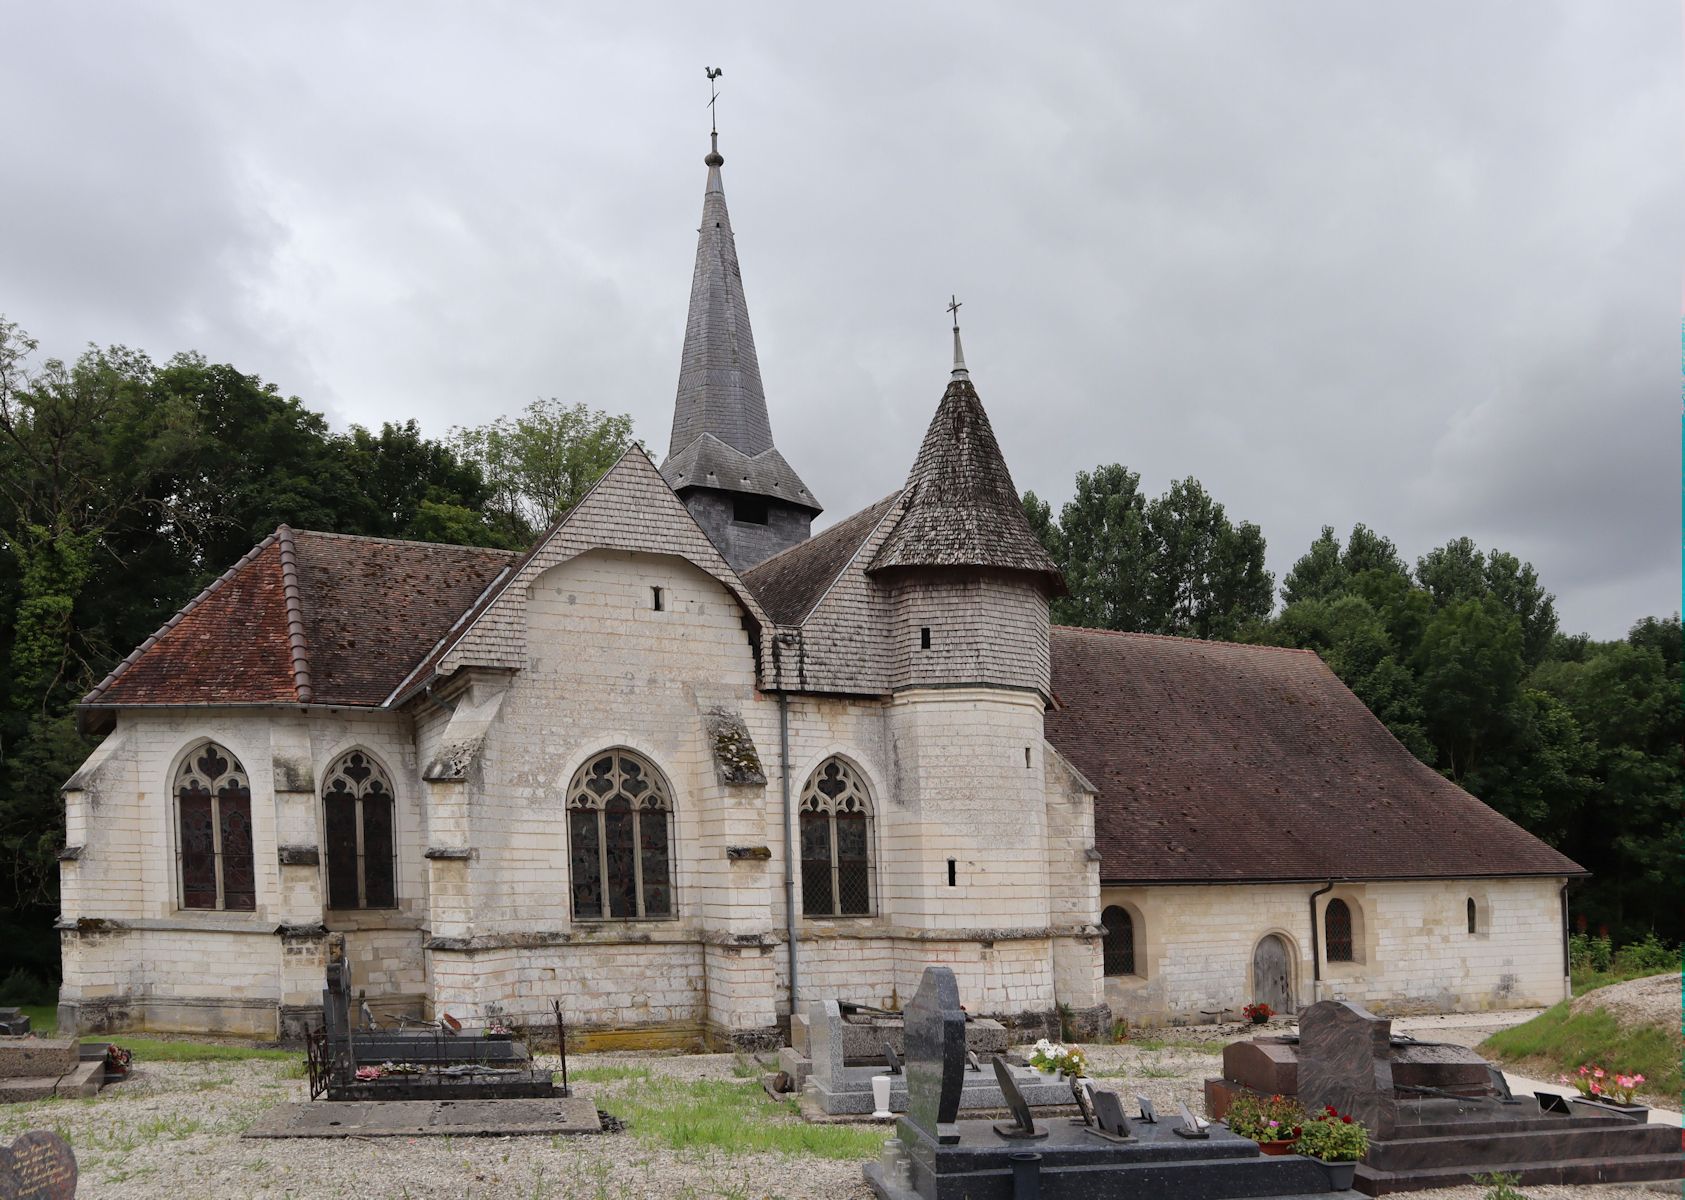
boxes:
[1325,898,1354,962]
[323,751,397,909]
[177,743,255,911]
[568,751,672,920]
[1467,896,1478,935]
[800,758,873,917]
[1101,905,1135,976]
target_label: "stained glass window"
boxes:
[567,751,673,920]
[1101,905,1136,976]
[799,758,873,917]
[1325,898,1354,962]
[322,751,397,909]
[175,743,255,911]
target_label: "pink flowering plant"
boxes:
[1559,1064,1646,1104]
[1296,1105,1369,1162]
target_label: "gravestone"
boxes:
[807,999,848,1093]
[1135,1094,1156,1123]
[883,1044,903,1076]
[1295,1000,1397,1136]
[0,1129,77,1199]
[965,1050,981,1073]
[1068,1076,1094,1126]
[1173,1101,1209,1139]
[1088,1088,1132,1141]
[902,967,966,1146]
[0,1010,29,1037]
[988,1058,1046,1141]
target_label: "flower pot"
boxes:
[1313,1159,1358,1189]
[1571,1097,1649,1122]
[1250,1014,1269,1025]
[1256,1137,1299,1156]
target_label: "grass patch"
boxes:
[570,1064,655,1084]
[78,1036,299,1064]
[1479,1000,1682,1100]
[1572,965,1659,994]
[614,1078,883,1158]
[20,1005,56,1034]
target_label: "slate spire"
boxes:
[869,333,1063,590]
[660,128,820,571]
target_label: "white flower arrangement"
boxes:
[1027,1039,1089,1077]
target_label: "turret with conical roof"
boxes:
[660,132,820,571]
[870,320,1062,696]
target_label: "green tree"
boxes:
[451,398,634,542]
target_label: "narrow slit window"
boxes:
[947,858,957,887]
[920,627,931,650]
[651,586,664,612]
[1325,898,1354,962]
[1467,897,1478,935]
[1024,747,1032,768]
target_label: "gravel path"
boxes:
[0,1032,1670,1199]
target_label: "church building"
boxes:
[55,131,1582,1045]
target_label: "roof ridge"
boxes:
[274,524,315,703]
[82,531,282,706]
[1049,624,1320,656]
[290,528,518,555]
[748,490,902,573]
[786,492,906,626]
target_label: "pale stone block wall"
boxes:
[1101,877,1570,1024]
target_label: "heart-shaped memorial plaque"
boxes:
[0,1130,77,1199]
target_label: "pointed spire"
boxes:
[947,295,969,380]
[868,333,1062,591]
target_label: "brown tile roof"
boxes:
[869,378,1062,589]
[743,491,902,625]
[82,527,514,714]
[1045,625,1586,883]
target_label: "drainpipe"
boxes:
[1559,880,1571,997]
[1308,880,1334,999]
[779,693,800,1017]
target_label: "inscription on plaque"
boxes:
[0,1130,78,1200]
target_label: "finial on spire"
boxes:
[947,295,969,380]
[705,67,725,165]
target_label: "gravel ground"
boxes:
[0,1029,1672,1199]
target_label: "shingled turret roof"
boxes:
[660,133,819,513]
[869,355,1062,589]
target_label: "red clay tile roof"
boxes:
[82,527,514,714]
[1045,625,1586,883]
[743,491,902,625]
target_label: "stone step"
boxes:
[1356,1151,1685,1195]
[1365,1121,1677,1172]
[0,1059,104,1104]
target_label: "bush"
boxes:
[1614,933,1678,974]
[1297,1105,1369,1162]
[0,967,54,1006]
[1224,1092,1306,1142]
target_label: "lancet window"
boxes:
[1325,897,1355,962]
[323,750,397,909]
[568,751,673,920]
[1101,905,1136,976]
[800,758,873,917]
[177,743,255,911]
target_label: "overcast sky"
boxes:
[2,2,1677,637]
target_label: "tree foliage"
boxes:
[1025,466,1273,640]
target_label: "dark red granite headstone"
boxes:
[0,1130,77,1199]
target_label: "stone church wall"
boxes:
[1100,876,1568,1025]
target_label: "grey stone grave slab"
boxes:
[987,1058,1046,1141]
[1135,1094,1156,1123]
[1089,1087,1133,1141]
[243,1097,601,1139]
[0,1129,76,1199]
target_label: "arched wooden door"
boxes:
[1252,934,1293,1014]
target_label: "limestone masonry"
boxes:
[57,132,1582,1045]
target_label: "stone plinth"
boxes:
[810,1063,1071,1117]
[0,1037,79,1080]
[1221,1038,1298,1096]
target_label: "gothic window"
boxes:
[800,758,873,917]
[176,743,255,911]
[1325,898,1354,963]
[1467,897,1477,935]
[567,751,672,920]
[1101,905,1136,976]
[323,750,397,909]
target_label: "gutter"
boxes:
[779,693,799,1017]
[1309,879,1335,989]
[1559,880,1572,991]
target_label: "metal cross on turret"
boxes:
[706,66,723,134]
[947,295,969,379]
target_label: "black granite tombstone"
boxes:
[902,967,966,1146]
[0,1129,77,1199]
[988,1058,1047,1141]
[0,1009,30,1037]
[1088,1088,1133,1142]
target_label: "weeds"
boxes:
[1473,1170,1529,1200]
[614,1078,881,1158]
[570,1064,654,1084]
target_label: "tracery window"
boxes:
[1325,898,1354,963]
[1101,905,1136,976]
[800,758,872,917]
[176,743,255,911]
[323,751,397,909]
[567,751,672,920]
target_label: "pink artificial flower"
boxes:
[1578,1066,1590,1076]
[1633,1074,1645,1084]
[1592,1068,1605,1079]
[1557,1074,1572,1084]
